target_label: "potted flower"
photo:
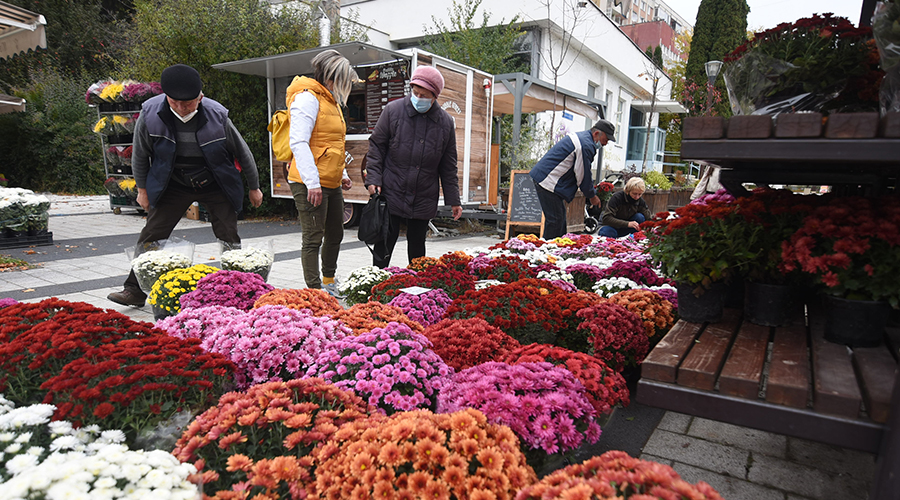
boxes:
[781,196,900,347]
[640,170,673,215]
[337,264,391,305]
[148,263,218,318]
[220,241,274,281]
[642,194,759,322]
[723,13,880,115]
[332,301,424,334]
[423,317,521,371]
[130,248,193,293]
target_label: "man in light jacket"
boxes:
[529,119,613,239]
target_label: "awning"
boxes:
[493,73,604,121]
[0,93,25,113]
[213,42,408,79]
[0,1,47,60]
[631,99,687,114]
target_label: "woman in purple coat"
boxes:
[364,65,463,268]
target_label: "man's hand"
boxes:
[137,188,149,211]
[590,195,601,206]
[341,177,353,191]
[307,187,323,206]
[249,189,263,208]
[367,185,380,195]
[452,206,463,220]
[628,220,641,231]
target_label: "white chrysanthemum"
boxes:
[48,421,73,436]
[5,452,39,474]
[98,429,126,444]
[0,431,15,442]
[474,279,502,290]
[51,435,84,452]
[14,431,32,443]
[5,442,22,453]
[0,404,54,429]
[592,277,641,297]
[25,446,43,456]
[221,246,274,274]
[537,269,574,284]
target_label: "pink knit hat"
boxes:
[409,66,444,98]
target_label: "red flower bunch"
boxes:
[446,278,566,345]
[173,378,374,499]
[370,273,420,303]
[416,265,477,300]
[309,409,536,500]
[565,263,606,292]
[516,450,723,500]
[502,344,629,416]
[437,251,473,272]
[0,300,157,405]
[576,302,648,372]
[253,288,343,316]
[467,254,537,283]
[608,289,676,338]
[332,301,424,335]
[489,233,548,251]
[596,181,614,193]
[423,318,521,371]
[781,196,900,307]
[45,334,233,444]
[408,256,443,272]
[540,290,605,353]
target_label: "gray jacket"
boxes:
[364,95,461,220]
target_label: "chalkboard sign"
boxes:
[508,170,543,223]
[505,170,544,239]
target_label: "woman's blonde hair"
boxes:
[311,49,356,106]
[624,177,646,195]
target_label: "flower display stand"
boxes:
[0,231,53,250]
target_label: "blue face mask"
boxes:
[410,93,433,113]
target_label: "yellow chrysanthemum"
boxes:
[100,82,124,101]
[93,117,108,133]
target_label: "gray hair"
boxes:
[311,49,356,107]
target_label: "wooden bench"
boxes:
[636,308,897,454]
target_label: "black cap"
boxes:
[160,64,202,101]
[592,118,616,142]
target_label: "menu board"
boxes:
[364,61,410,132]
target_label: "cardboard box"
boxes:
[185,204,199,220]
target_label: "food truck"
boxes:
[213,42,496,225]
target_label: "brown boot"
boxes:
[107,289,146,307]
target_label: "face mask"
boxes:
[171,107,198,123]
[410,94,433,113]
[594,139,602,148]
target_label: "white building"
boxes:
[292,0,685,174]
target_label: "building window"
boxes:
[616,97,626,139]
[605,90,614,120]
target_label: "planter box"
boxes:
[643,190,670,214]
[667,189,692,211]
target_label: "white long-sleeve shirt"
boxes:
[288,91,348,189]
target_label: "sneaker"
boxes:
[323,281,344,299]
[107,289,147,307]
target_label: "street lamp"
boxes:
[704,60,723,115]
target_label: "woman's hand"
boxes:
[367,185,381,195]
[341,177,353,190]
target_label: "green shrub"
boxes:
[642,170,673,190]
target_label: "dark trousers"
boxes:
[534,181,568,240]
[123,184,239,296]
[598,212,646,238]
[373,215,429,269]
[290,183,344,289]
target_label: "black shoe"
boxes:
[108,289,146,307]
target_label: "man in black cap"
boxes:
[108,64,264,307]
[529,118,615,239]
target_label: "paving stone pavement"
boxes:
[1,194,880,499]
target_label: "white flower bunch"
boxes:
[339,265,391,305]
[221,246,274,281]
[560,255,616,270]
[592,276,641,298]
[132,250,192,293]
[0,397,125,483]
[647,283,676,293]
[474,279,503,290]
[537,268,574,284]
[4,443,199,500]
[462,246,491,258]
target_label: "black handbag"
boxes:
[357,193,391,259]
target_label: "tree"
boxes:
[423,0,526,75]
[638,46,666,173]
[684,0,749,116]
[119,0,362,214]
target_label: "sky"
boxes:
[661,0,865,32]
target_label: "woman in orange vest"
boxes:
[287,49,356,296]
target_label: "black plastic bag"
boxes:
[357,193,391,260]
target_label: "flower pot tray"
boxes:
[0,231,53,249]
[636,306,896,456]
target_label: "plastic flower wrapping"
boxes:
[387,288,453,327]
[0,187,50,233]
[437,361,602,456]
[306,322,452,415]
[338,265,391,305]
[130,249,193,293]
[308,408,536,500]
[220,245,274,281]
